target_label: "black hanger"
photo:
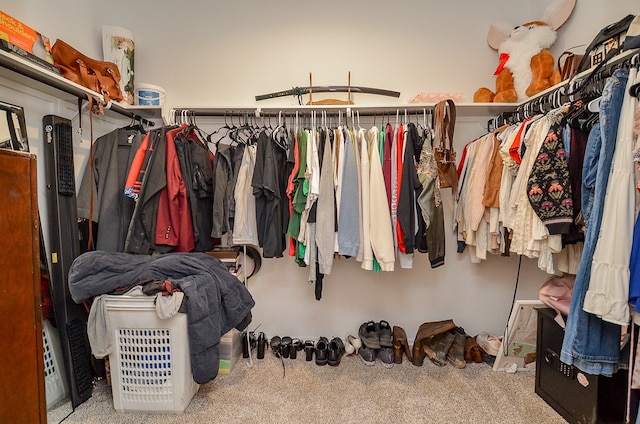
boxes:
[122,114,147,133]
[207,111,232,145]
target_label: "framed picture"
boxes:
[493,300,544,372]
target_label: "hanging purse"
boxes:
[51,39,123,103]
[576,14,636,73]
[433,99,458,195]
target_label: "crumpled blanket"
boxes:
[69,251,255,384]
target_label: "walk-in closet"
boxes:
[1,1,639,423]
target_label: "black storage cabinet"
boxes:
[535,307,627,423]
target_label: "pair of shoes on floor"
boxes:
[314,337,346,366]
[270,336,303,359]
[358,320,393,349]
[412,320,467,368]
[358,320,394,368]
[359,345,394,368]
[243,331,267,359]
[475,332,502,357]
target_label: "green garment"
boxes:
[286,129,309,240]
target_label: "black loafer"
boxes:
[315,336,329,366]
[328,337,345,366]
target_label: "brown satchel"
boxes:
[557,51,584,81]
[51,39,123,103]
[433,99,458,195]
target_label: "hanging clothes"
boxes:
[368,125,395,271]
[416,123,445,268]
[316,127,336,275]
[583,67,639,326]
[561,68,629,377]
[77,126,144,252]
[232,144,259,246]
[125,128,173,254]
[211,143,236,238]
[170,126,214,252]
[252,130,287,258]
[155,126,195,252]
[338,128,359,257]
[358,127,373,270]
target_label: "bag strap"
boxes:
[557,51,573,73]
[434,99,456,150]
[567,45,622,96]
[87,97,95,251]
[76,57,119,103]
[76,58,92,90]
[575,14,635,73]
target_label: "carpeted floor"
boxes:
[57,352,565,424]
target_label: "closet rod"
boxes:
[170,105,439,118]
[104,101,156,127]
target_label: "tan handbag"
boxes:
[52,39,123,103]
[433,99,458,195]
[558,51,584,81]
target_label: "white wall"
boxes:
[1,0,637,341]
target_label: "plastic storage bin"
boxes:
[105,295,199,413]
[42,319,69,409]
[218,328,242,375]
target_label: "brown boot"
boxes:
[392,326,412,364]
[447,330,467,369]
[411,319,457,366]
[424,331,455,366]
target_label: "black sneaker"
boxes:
[358,321,381,349]
[359,345,377,366]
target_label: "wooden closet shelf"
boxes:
[0,49,162,122]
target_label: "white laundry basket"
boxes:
[105,295,199,413]
[42,319,69,409]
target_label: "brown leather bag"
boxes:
[433,99,458,195]
[51,39,123,103]
[557,51,584,81]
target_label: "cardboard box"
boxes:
[0,10,54,64]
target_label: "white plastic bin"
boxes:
[105,295,199,413]
[42,319,69,409]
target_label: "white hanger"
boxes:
[587,97,601,113]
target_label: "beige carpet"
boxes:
[59,352,565,424]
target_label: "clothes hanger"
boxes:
[207,111,232,144]
[628,54,640,98]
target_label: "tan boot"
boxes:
[392,326,412,364]
[411,319,457,366]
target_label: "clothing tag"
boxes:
[127,134,135,144]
